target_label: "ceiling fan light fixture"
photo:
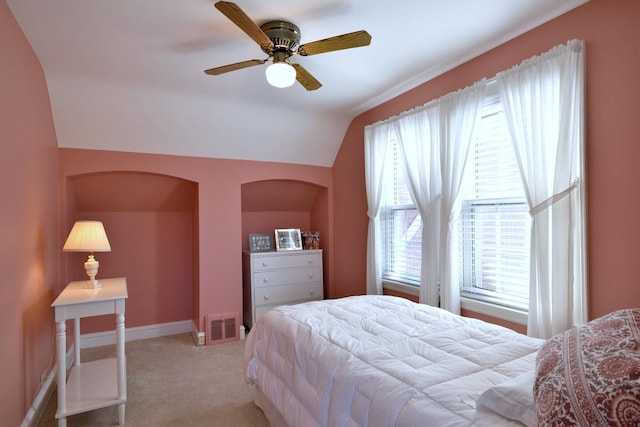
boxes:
[265,62,296,88]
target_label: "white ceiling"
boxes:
[8,0,588,167]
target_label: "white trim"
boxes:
[383,281,527,326]
[80,319,192,349]
[192,319,205,346]
[21,346,74,427]
[383,280,419,297]
[460,297,528,326]
[21,369,55,427]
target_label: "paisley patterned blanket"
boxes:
[534,309,640,426]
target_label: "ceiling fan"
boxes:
[204,1,372,90]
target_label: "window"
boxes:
[379,87,531,311]
[369,40,585,332]
[381,139,422,285]
[459,93,530,310]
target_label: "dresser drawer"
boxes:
[254,282,323,307]
[253,266,321,288]
[252,252,322,271]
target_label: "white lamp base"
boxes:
[84,255,102,289]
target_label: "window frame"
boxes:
[379,82,531,323]
[380,138,423,286]
[457,87,531,313]
[459,197,531,311]
[381,202,422,286]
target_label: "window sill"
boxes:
[382,281,527,326]
[382,280,419,297]
[460,297,528,326]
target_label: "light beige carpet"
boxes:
[38,333,270,427]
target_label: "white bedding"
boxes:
[244,295,544,427]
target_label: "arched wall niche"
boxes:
[241,179,331,294]
[63,171,198,333]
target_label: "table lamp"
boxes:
[63,220,111,288]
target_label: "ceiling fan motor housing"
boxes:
[260,21,301,54]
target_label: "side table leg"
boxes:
[116,312,126,425]
[56,320,67,427]
[74,317,81,366]
[118,403,125,425]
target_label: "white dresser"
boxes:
[243,249,323,328]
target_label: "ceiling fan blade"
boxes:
[298,30,371,56]
[214,1,274,50]
[292,63,322,91]
[204,59,266,75]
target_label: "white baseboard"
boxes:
[21,369,55,427]
[21,346,74,427]
[192,320,205,346]
[80,319,193,349]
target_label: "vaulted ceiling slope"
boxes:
[7,0,588,167]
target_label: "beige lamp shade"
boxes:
[63,220,111,252]
[63,220,111,289]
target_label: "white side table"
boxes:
[51,277,128,427]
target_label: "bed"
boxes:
[243,295,640,427]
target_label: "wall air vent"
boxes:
[205,312,239,345]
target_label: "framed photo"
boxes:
[302,231,320,250]
[275,228,303,251]
[248,233,273,252]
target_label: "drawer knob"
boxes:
[263,277,269,283]
[309,289,314,295]
[262,261,268,267]
[308,273,314,279]
[307,258,313,264]
[263,294,270,300]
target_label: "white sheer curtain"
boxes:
[496,39,586,339]
[364,122,392,295]
[392,107,441,306]
[365,81,487,309]
[392,82,487,310]
[437,82,487,314]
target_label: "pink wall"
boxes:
[64,211,194,333]
[310,188,332,294]
[332,119,369,298]
[0,1,60,425]
[332,0,640,324]
[240,179,330,294]
[58,149,333,335]
[62,172,196,333]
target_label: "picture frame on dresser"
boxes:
[302,231,320,250]
[248,233,273,252]
[275,228,303,251]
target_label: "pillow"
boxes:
[476,370,536,426]
[534,309,640,427]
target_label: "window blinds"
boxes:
[460,98,530,309]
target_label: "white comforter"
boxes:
[244,295,543,427]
